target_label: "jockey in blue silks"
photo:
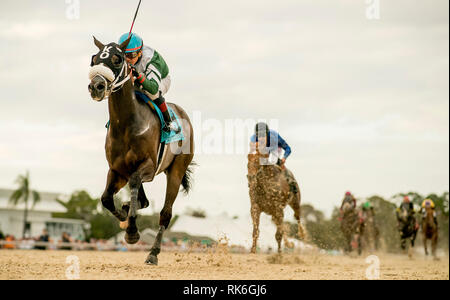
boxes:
[249,122,292,169]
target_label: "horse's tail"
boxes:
[181,161,197,195]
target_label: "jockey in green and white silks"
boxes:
[118,32,180,133]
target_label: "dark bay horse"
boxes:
[247,150,305,254]
[422,206,438,259]
[396,206,418,257]
[88,36,194,265]
[340,200,362,255]
[360,208,379,253]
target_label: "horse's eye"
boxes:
[111,55,122,66]
[90,54,97,66]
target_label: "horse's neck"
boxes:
[425,210,435,225]
[108,81,143,131]
[344,209,356,218]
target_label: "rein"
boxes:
[111,62,131,92]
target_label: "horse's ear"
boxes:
[119,34,132,51]
[93,36,104,50]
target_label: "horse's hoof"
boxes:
[145,254,158,265]
[125,231,140,244]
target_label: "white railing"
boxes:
[0,240,152,251]
[0,240,220,253]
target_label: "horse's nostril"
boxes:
[97,84,105,91]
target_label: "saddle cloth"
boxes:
[134,91,185,143]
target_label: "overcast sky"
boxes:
[0,0,448,219]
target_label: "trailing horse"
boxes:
[360,208,379,253]
[247,150,305,254]
[422,206,438,259]
[396,206,418,257]
[88,36,194,265]
[340,200,362,255]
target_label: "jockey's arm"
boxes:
[134,52,167,99]
[277,134,291,159]
[249,134,257,153]
[135,73,160,98]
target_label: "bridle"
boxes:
[88,50,131,98]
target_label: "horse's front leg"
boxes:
[423,234,428,256]
[250,203,261,254]
[432,233,438,260]
[101,169,128,221]
[124,171,143,244]
[146,155,190,265]
[120,185,150,217]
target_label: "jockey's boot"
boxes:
[152,93,181,134]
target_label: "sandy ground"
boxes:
[0,249,448,280]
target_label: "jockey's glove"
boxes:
[131,67,139,78]
[131,68,145,86]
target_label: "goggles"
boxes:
[125,51,140,59]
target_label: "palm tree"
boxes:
[9,171,41,238]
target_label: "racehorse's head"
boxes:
[247,153,260,175]
[247,146,271,175]
[88,35,132,101]
[341,201,354,214]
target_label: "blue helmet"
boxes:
[118,32,143,53]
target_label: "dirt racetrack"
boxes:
[0,249,448,280]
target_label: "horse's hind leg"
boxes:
[288,195,306,240]
[124,172,142,244]
[146,155,191,265]
[101,169,128,221]
[273,214,284,254]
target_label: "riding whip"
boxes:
[128,0,142,37]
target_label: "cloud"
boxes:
[0,21,58,40]
[0,0,448,218]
